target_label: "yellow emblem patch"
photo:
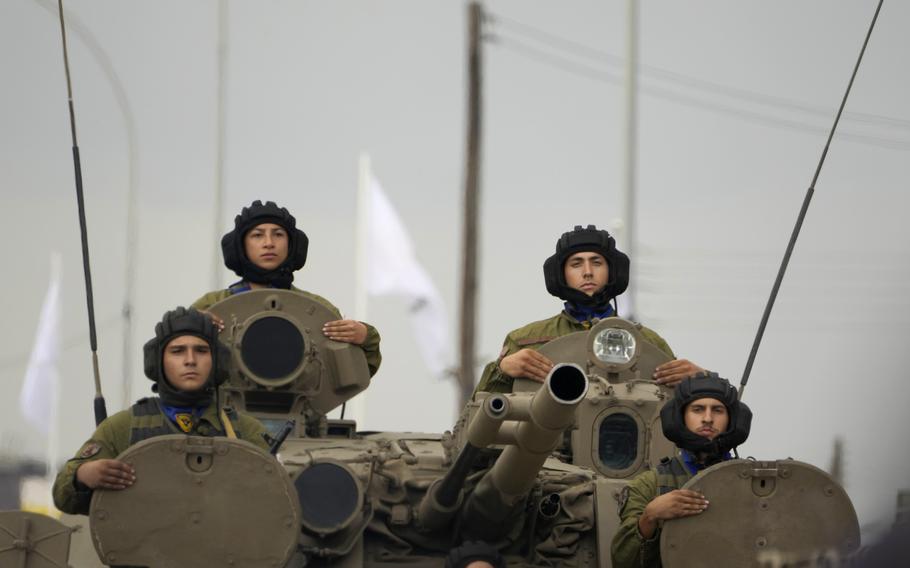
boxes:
[175,413,194,433]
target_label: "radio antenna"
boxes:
[739,0,884,400]
[56,0,107,424]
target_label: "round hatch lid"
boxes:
[660,459,859,567]
[90,435,300,568]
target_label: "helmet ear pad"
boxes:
[221,230,242,277]
[286,227,308,271]
[543,254,562,298]
[143,336,160,381]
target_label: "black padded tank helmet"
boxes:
[543,224,630,308]
[660,372,752,460]
[220,200,309,289]
[142,307,230,407]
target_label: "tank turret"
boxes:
[208,289,372,439]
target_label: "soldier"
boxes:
[611,372,752,568]
[192,200,381,376]
[52,307,270,515]
[476,225,703,393]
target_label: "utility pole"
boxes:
[457,1,483,407]
[621,0,639,319]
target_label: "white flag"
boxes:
[20,253,62,434]
[365,173,451,378]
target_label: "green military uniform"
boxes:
[475,312,675,393]
[192,285,382,377]
[611,455,693,568]
[53,398,269,515]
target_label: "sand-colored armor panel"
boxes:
[209,289,371,416]
[660,459,860,567]
[89,435,300,568]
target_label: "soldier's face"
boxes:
[244,223,289,271]
[563,252,609,296]
[684,397,729,440]
[162,335,213,392]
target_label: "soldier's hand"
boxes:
[499,349,554,382]
[75,459,136,490]
[638,489,708,538]
[323,319,368,345]
[198,310,225,332]
[653,359,705,386]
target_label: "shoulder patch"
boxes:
[79,442,102,459]
[617,485,630,514]
[515,336,557,347]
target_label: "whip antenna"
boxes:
[739,0,884,400]
[56,0,107,425]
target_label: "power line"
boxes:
[486,34,910,150]
[486,11,910,131]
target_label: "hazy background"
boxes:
[2,0,908,533]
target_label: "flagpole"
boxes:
[347,153,372,427]
[212,0,229,291]
[47,253,62,510]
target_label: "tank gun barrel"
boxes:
[418,393,511,531]
[460,363,588,540]
[417,364,588,535]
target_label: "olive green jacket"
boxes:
[192,285,382,376]
[611,456,693,568]
[53,399,269,515]
[475,312,674,393]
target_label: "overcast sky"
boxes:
[1,0,908,531]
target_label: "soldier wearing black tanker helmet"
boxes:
[192,200,382,376]
[476,224,703,393]
[52,307,269,515]
[611,372,753,568]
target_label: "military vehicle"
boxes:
[460,317,861,567]
[1,289,856,568]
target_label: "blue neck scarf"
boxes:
[680,449,733,475]
[228,280,267,295]
[564,301,614,323]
